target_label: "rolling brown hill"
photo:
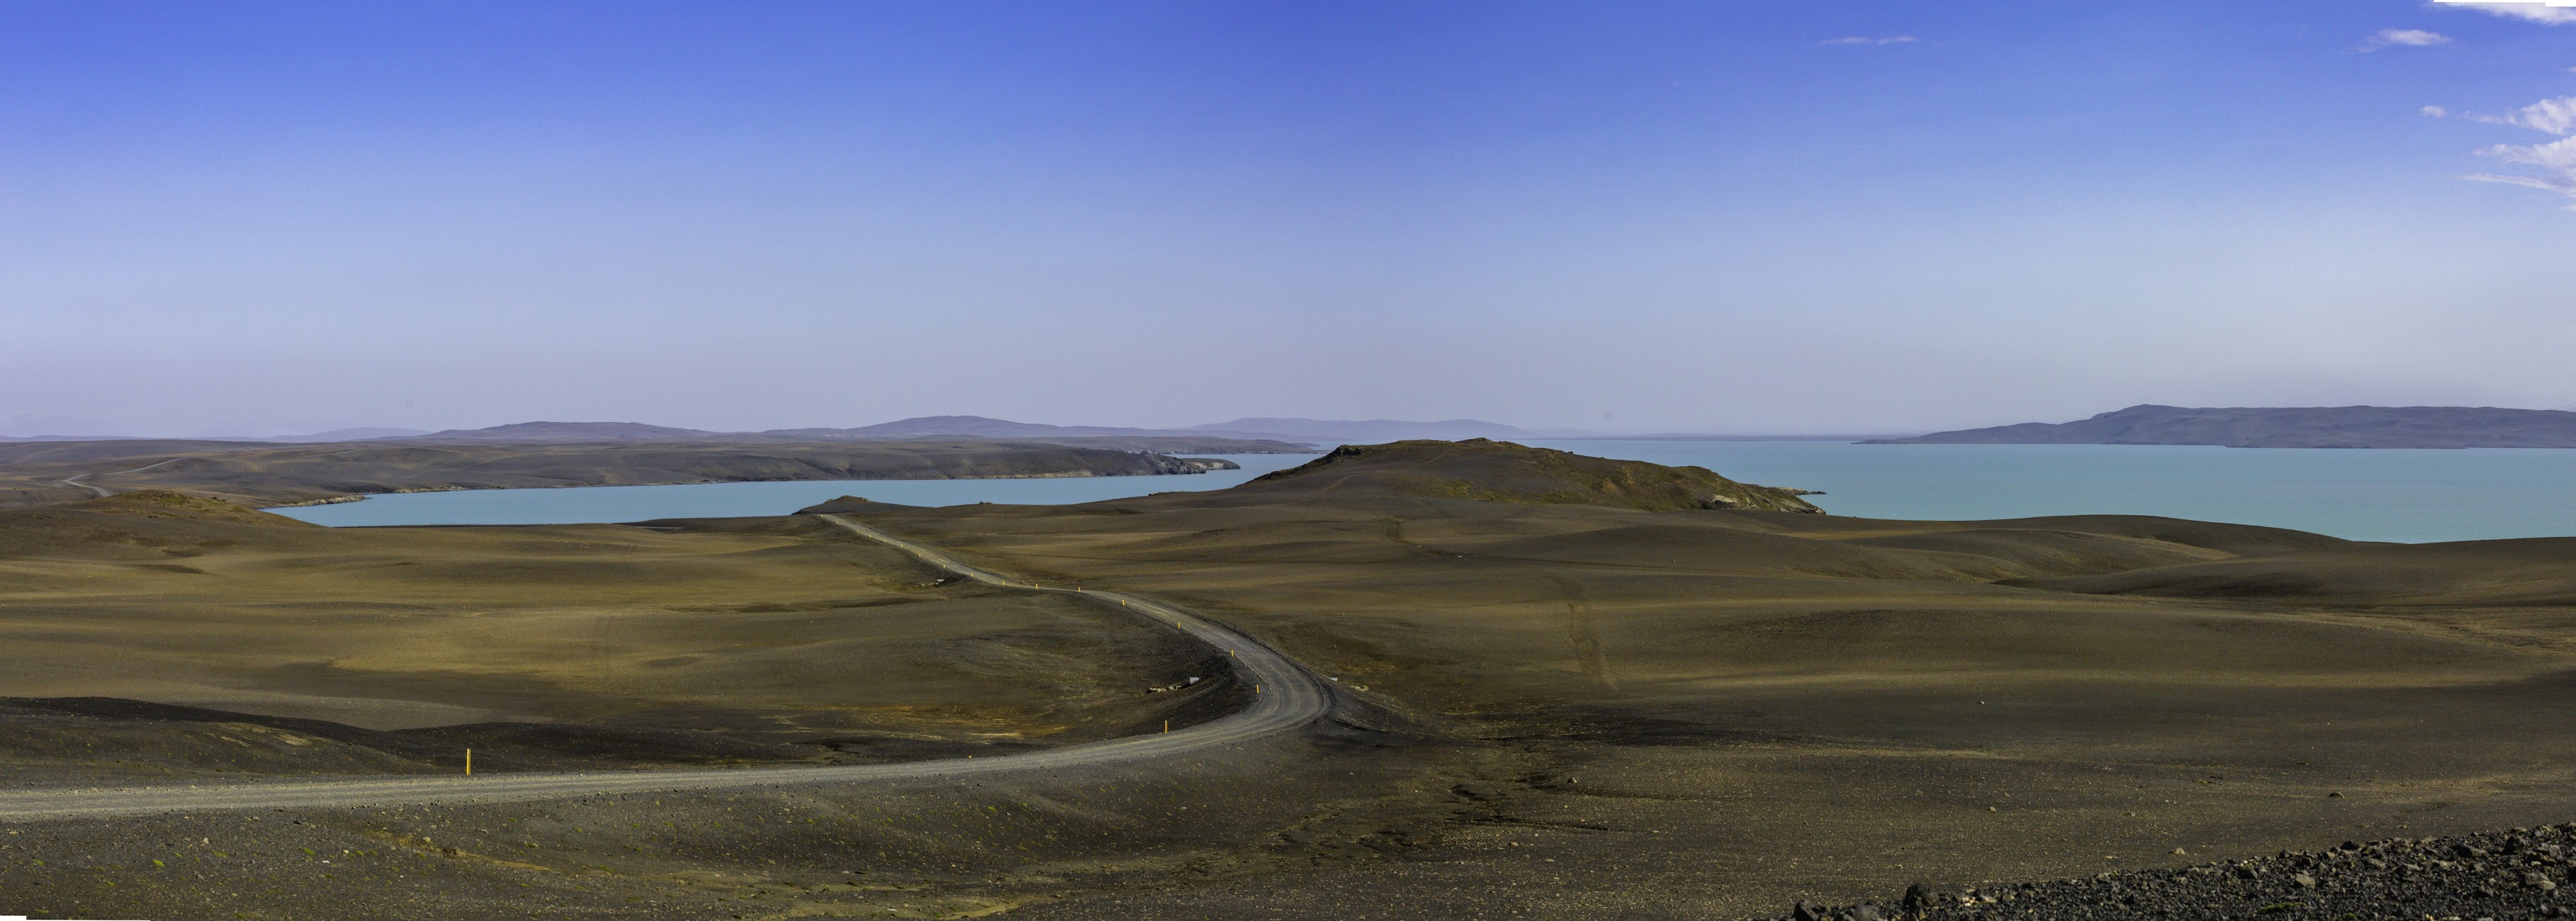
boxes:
[1232,438,1824,512]
[2013,535,2576,608]
[0,491,1229,776]
[830,439,2576,919]
[11,438,2576,921]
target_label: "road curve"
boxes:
[58,457,186,499]
[0,514,1332,823]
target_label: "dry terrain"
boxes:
[0,491,1234,781]
[0,438,1269,510]
[845,440,2576,917]
[1,440,2572,920]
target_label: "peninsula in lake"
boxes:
[0,437,1270,510]
[1867,404,2576,449]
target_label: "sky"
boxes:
[4,1,2573,438]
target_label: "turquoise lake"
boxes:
[270,454,1319,528]
[271,442,2576,544]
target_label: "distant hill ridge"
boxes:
[0,440,1252,510]
[409,421,714,442]
[1870,404,2576,449]
[1187,418,1570,440]
[386,416,1574,446]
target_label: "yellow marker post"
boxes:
[464,749,472,776]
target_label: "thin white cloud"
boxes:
[2462,97,2576,207]
[2481,95,2576,133]
[2467,136,2576,201]
[2426,3,2576,205]
[2424,105,2451,117]
[2432,0,2576,25]
[1822,35,1918,47]
[2364,28,2454,49]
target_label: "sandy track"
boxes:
[56,457,186,498]
[0,514,1332,822]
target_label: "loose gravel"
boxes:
[1765,823,2576,921]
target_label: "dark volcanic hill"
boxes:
[1235,438,1824,512]
[1867,404,2576,448]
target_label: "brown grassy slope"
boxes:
[836,439,2576,918]
[2016,536,2576,606]
[0,438,255,466]
[0,439,1252,509]
[1234,438,1823,512]
[0,493,1232,778]
[2008,536,2576,654]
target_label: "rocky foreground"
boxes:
[1769,824,2575,921]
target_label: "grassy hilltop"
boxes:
[1236,438,1824,512]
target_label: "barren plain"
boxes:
[0,440,2571,920]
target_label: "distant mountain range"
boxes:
[766,416,1201,441]
[0,426,432,444]
[402,421,734,442]
[377,416,1596,446]
[287,427,433,441]
[1868,404,2576,449]
[0,415,1855,445]
[1189,418,1594,440]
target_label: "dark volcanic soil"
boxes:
[7,440,2576,919]
[1765,823,2576,921]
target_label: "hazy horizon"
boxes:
[27,404,2576,443]
[8,1,2574,439]
[0,414,1913,441]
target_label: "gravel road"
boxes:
[0,513,1333,822]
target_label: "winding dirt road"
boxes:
[56,457,186,498]
[0,513,1332,822]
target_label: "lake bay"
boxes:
[272,442,2576,543]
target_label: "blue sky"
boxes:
[4,1,2572,436]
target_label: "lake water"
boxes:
[271,454,1318,528]
[1527,440,2576,544]
[271,443,2576,544]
